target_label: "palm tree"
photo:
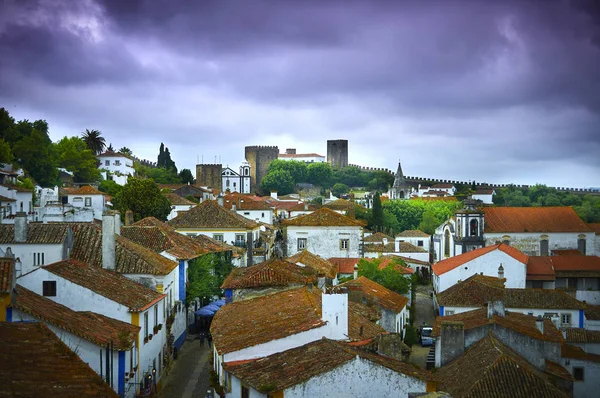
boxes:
[119,147,132,156]
[81,129,106,155]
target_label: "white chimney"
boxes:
[498,264,504,280]
[114,211,121,236]
[232,203,236,211]
[382,238,388,245]
[217,195,224,207]
[14,212,27,243]
[102,213,116,271]
[536,315,544,334]
[321,288,348,340]
[353,264,358,280]
[271,191,278,200]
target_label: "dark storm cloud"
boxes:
[0,0,598,187]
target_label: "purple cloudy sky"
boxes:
[1,0,599,188]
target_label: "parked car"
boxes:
[420,325,434,347]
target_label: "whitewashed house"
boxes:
[0,184,34,223]
[168,200,261,266]
[432,243,528,294]
[288,202,321,218]
[282,207,364,258]
[278,149,326,163]
[471,188,495,204]
[560,344,600,398]
[65,185,106,221]
[163,192,196,221]
[223,192,274,225]
[98,151,135,186]
[396,230,431,253]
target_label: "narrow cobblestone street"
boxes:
[410,284,436,369]
[159,334,212,398]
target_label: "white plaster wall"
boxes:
[472,193,494,204]
[390,252,429,262]
[175,228,259,248]
[442,305,580,328]
[0,243,64,276]
[68,194,105,220]
[572,343,600,355]
[396,236,430,252]
[167,204,196,221]
[561,357,600,398]
[284,356,427,398]
[237,209,273,225]
[436,250,526,293]
[285,226,362,258]
[577,291,600,305]
[227,377,266,398]
[99,156,135,176]
[278,155,325,163]
[594,235,600,257]
[485,232,595,256]
[585,319,600,331]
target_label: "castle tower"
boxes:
[327,140,348,169]
[245,146,279,192]
[195,164,223,190]
[389,160,411,199]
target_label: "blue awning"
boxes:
[194,299,226,316]
[195,307,215,316]
[213,299,226,307]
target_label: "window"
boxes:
[531,281,543,288]
[540,237,549,256]
[561,313,571,326]
[233,182,236,189]
[114,160,121,166]
[244,212,250,216]
[33,253,45,266]
[226,180,230,188]
[213,234,224,243]
[340,239,349,250]
[261,213,265,218]
[105,160,110,166]
[445,310,455,316]
[154,305,159,327]
[241,385,250,398]
[42,281,56,297]
[470,219,478,236]
[235,234,246,246]
[444,229,451,257]
[574,367,584,381]
[144,312,149,338]
[84,197,92,207]
[245,168,249,176]
[578,235,586,254]
[417,240,424,247]
[297,238,307,250]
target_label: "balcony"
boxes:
[233,241,247,248]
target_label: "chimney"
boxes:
[304,202,308,211]
[440,321,465,366]
[102,212,116,271]
[536,315,544,334]
[353,264,358,280]
[14,212,27,243]
[125,210,134,226]
[498,264,504,279]
[114,211,121,236]
[270,191,278,200]
[217,195,224,207]
[321,288,348,339]
[232,203,236,211]
[246,231,253,267]
[487,300,505,319]
[317,273,326,290]
[382,238,388,245]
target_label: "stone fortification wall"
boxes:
[245,145,279,192]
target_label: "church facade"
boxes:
[222,162,251,194]
[388,161,412,200]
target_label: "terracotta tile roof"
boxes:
[288,202,321,212]
[221,258,317,289]
[431,183,455,189]
[545,359,573,381]
[551,249,582,256]
[432,243,529,276]
[393,255,430,266]
[163,192,196,206]
[484,207,592,233]
[550,255,600,276]
[363,232,394,242]
[323,199,354,211]
[68,223,179,275]
[266,199,302,211]
[504,288,585,310]
[371,256,415,274]
[364,242,396,253]
[398,241,428,253]
[225,338,430,393]
[584,304,600,320]
[565,328,600,344]
[396,229,430,237]
[0,194,15,201]
[411,196,458,202]
[347,301,386,339]
[168,199,259,229]
[67,185,104,195]
[283,207,365,227]
[0,223,70,244]
[0,257,14,293]
[0,322,118,397]
[123,217,217,260]
[97,150,134,160]
[12,286,139,350]
[211,287,384,354]
[278,152,324,158]
[432,308,564,343]
[436,274,505,307]
[473,189,495,195]
[340,276,408,313]
[561,343,600,363]
[527,256,557,280]
[286,250,338,279]
[588,223,600,234]
[328,257,359,274]
[224,193,273,211]
[44,259,165,312]
[193,234,244,256]
[435,335,570,398]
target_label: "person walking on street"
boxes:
[207,333,212,348]
[199,332,205,347]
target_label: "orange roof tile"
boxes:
[585,304,600,321]
[363,232,394,242]
[286,250,338,279]
[340,276,409,313]
[225,339,430,393]
[565,328,600,344]
[0,257,14,293]
[396,229,430,237]
[221,258,317,289]
[392,255,430,266]
[288,202,321,212]
[328,257,360,274]
[163,192,197,206]
[67,185,104,195]
[12,286,139,350]
[283,207,365,227]
[168,199,259,229]
[561,344,600,363]
[223,193,274,211]
[44,259,165,312]
[588,223,600,234]
[484,207,592,233]
[551,249,582,256]
[0,223,71,244]
[0,323,118,397]
[432,243,528,276]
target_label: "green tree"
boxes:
[12,128,58,186]
[260,169,295,195]
[0,108,19,146]
[186,253,233,305]
[404,325,418,346]
[357,257,411,295]
[81,129,106,155]
[418,208,439,235]
[147,167,182,184]
[112,177,171,221]
[0,138,13,164]
[179,168,194,184]
[98,179,123,197]
[307,162,333,187]
[55,136,101,182]
[118,147,132,156]
[382,208,400,235]
[267,159,308,183]
[331,183,350,198]
[371,192,384,232]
